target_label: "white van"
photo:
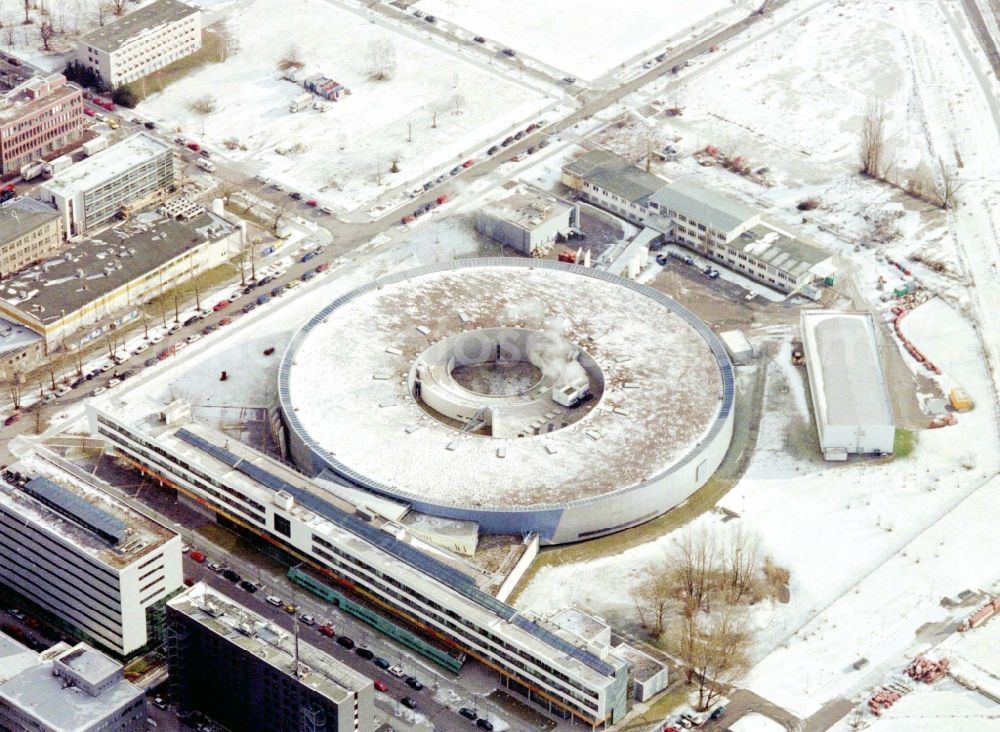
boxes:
[196,159,216,173]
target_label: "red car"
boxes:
[212,300,229,312]
[186,142,200,152]
[401,214,415,225]
[184,577,195,587]
[92,97,105,107]
[436,194,449,205]
[190,551,206,563]
[462,159,474,168]
[219,317,233,326]
[306,199,318,207]
[157,349,170,361]
[317,624,335,637]
[84,107,95,117]
[315,263,329,273]
[373,680,388,692]
[100,99,114,111]
[4,413,20,426]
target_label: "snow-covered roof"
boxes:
[282,260,728,511]
[41,133,170,197]
[800,310,894,429]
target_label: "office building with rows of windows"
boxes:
[167,583,375,732]
[561,150,833,293]
[0,454,183,657]
[0,197,64,279]
[88,401,634,728]
[0,73,84,176]
[39,132,174,236]
[76,0,202,88]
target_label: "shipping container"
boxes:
[42,155,72,177]
[82,137,108,156]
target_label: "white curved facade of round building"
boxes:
[279,259,735,545]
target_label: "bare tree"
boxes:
[110,0,126,15]
[38,20,54,51]
[268,198,288,231]
[366,39,397,81]
[22,0,31,24]
[94,0,105,27]
[666,607,753,711]
[450,93,465,115]
[6,370,24,410]
[859,98,886,178]
[722,525,761,605]
[278,44,303,72]
[189,95,215,135]
[674,525,721,616]
[4,18,15,47]
[937,156,959,210]
[633,563,673,639]
[29,401,47,435]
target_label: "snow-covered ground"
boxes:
[138,0,553,213]
[413,0,753,82]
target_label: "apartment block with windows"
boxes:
[77,0,202,87]
[167,584,375,732]
[0,73,84,175]
[561,149,666,224]
[648,180,833,293]
[0,197,64,278]
[0,457,183,658]
[89,407,633,728]
[39,132,174,235]
[0,637,147,732]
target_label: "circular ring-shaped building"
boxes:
[280,259,734,545]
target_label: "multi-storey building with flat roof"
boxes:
[39,132,174,236]
[561,151,834,293]
[0,208,241,348]
[0,73,84,175]
[89,404,634,727]
[166,583,375,732]
[0,638,146,732]
[0,197,64,278]
[77,0,202,88]
[0,453,183,657]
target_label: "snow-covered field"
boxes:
[138,0,553,213]
[414,0,751,82]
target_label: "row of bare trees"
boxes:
[633,525,787,711]
[859,98,958,209]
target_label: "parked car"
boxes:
[355,647,374,660]
[487,145,499,155]
[501,136,514,147]
[186,142,200,152]
[404,676,423,691]
[301,252,316,263]
[201,324,217,335]
[213,300,229,312]
[157,350,170,361]
[388,665,405,678]
[222,569,241,583]
[4,413,20,426]
[183,577,195,587]
[185,333,202,344]
[242,303,257,314]
[501,48,515,57]
[270,286,285,298]
[238,580,258,593]
[513,130,525,140]
[462,159,474,168]
[315,263,330,273]
[373,679,388,692]
[317,624,335,637]
[208,562,223,572]
[144,121,156,129]
[190,551,206,563]
[71,378,85,388]
[459,708,478,721]
[538,138,551,148]
[258,275,275,286]
[300,271,316,282]
[255,295,271,306]
[120,369,135,380]
[476,720,494,731]
[290,192,302,200]
[182,316,199,327]
[90,387,106,397]
[299,613,315,625]
[561,76,576,84]
[144,357,158,368]
[153,697,169,710]
[374,657,390,669]
[265,595,282,607]
[84,107,95,117]
[283,604,297,614]
[219,317,233,327]
[401,697,417,710]
[336,635,355,650]
[473,35,485,43]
